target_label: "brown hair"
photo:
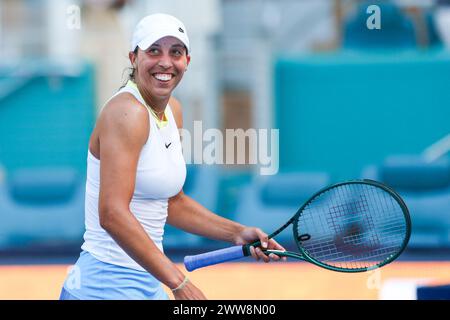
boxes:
[120,47,139,89]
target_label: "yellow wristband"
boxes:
[171,276,189,292]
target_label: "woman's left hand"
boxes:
[234,227,287,263]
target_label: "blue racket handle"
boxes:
[184,245,246,272]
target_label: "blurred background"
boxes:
[0,0,450,299]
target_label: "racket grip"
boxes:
[184,245,245,272]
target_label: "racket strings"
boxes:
[296,183,407,270]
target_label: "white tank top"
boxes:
[81,81,187,271]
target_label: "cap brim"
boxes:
[137,32,189,53]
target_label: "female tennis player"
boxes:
[59,13,285,300]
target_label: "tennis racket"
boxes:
[184,179,411,273]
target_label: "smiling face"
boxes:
[129,36,190,102]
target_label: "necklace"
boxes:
[148,106,165,120]
[128,80,168,127]
[147,105,168,129]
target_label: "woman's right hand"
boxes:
[172,280,207,300]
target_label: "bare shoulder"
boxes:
[169,95,183,129]
[98,92,150,146]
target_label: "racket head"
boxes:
[292,179,411,272]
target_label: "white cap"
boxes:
[131,13,190,53]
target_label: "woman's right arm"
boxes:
[96,96,205,300]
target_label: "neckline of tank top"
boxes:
[125,80,169,129]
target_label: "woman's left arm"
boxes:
[168,97,285,262]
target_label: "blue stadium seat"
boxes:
[233,172,330,243]
[361,155,450,248]
[0,167,85,249]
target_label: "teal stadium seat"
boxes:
[0,61,95,250]
[343,1,443,50]
[343,2,416,49]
